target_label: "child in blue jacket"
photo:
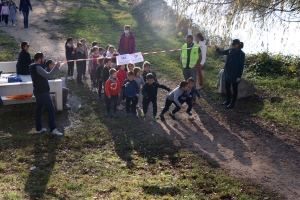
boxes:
[122,71,139,117]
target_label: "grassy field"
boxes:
[0,0,293,199]
[0,30,19,61]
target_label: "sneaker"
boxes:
[154,115,159,119]
[92,88,97,92]
[36,128,47,134]
[50,129,63,136]
[160,114,165,121]
[105,112,110,117]
[83,75,88,79]
[68,76,72,80]
[117,105,123,111]
[63,105,71,111]
[120,104,124,109]
[13,24,16,27]
[141,113,145,117]
[112,112,118,118]
[186,111,193,116]
[169,112,176,120]
[71,76,75,80]
[125,113,130,117]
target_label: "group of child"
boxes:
[65,38,200,120]
[0,0,18,27]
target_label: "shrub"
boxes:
[245,52,300,77]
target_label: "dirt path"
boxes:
[1,0,299,199]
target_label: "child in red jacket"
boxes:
[116,64,127,110]
[105,68,121,117]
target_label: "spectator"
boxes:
[45,59,71,111]
[29,53,63,136]
[19,0,32,28]
[118,25,136,54]
[9,0,17,26]
[215,39,245,109]
[16,41,32,75]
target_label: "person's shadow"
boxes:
[0,103,70,199]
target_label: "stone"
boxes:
[220,78,256,99]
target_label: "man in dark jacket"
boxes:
[19,0,32,28]
[30,52,63,136]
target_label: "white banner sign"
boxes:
[116,52,144,65]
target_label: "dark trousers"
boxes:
[225,81,239,103]
[76,65,83,83]
[68,61,74,76]
[62,87,69,106]
[22,11,29,28]
[3,15,8,25]
[0,97,3,108]
[34,92,56,132]
[106,95,118,113]
[126,96,138,114]
[161,98,181,115]
[143,97,157,116]
[91,69,97,87]
[179,97,193,113]
[98,81,103,98]
[82,64,86,76]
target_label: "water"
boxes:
[165,0,300,55]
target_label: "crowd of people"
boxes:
[2,24,245,136]
[0,0,32,28]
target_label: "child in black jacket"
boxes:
[65,37,76,80]
[102,58,112,103]
[75,42,87,85]
[141,73,170,119]
[96,59,104,100]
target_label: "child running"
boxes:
[105,68,121,118]
[116,64,127,110]
[133,67,145,108]
[122,71,139,118]
[142,61,158,82]
[178,77,200,116]
[141,73,170,119]
[160,81,189,121]
[88,46,101,92]
[96,59,104,100]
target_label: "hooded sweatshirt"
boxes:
[105,77,120,96]
[166,86,185,107]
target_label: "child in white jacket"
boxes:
[1,2,9,26]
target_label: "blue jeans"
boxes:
[22,11,29,28]
[34,92,56,132]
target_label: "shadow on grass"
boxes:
[0,103,71,199]
[142,185,181,196]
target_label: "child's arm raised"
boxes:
[157,83,171,92]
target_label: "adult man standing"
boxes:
[181,35,200,102]
[19,0,32,28]
[30,53,63,136]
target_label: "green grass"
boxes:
[0,0,287,199]
[0,30,19,61]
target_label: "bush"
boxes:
[245,52,300,77]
